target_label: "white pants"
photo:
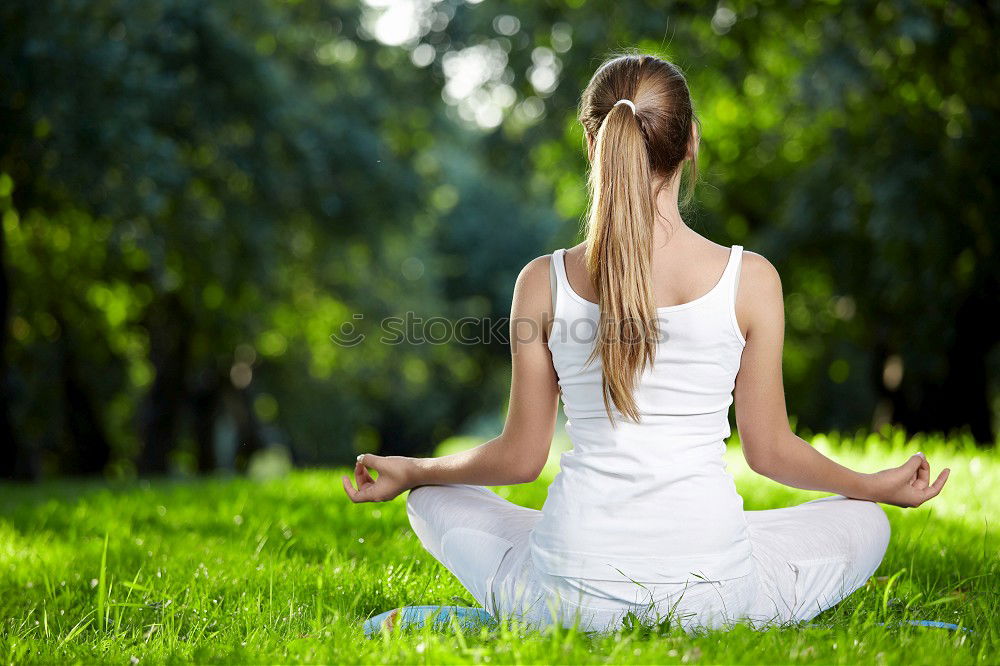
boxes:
[406,484,891,633]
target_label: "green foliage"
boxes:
[0,431,996,663]
[1,0,997,478]
[0,0,563,475]
[484,0,1000,438]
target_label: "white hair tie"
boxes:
[613,99,637,114]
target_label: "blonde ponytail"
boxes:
[577,52,699,425]
[584,100,659,425]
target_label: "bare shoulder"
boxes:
[514,254,552,295]
[511,254,554,317]
[736,251,784,339]
[740,250,782,299]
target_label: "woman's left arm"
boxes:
[342,256,560,503]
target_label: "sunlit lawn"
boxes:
[1,427,996,664]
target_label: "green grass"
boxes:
[1,427,997,664]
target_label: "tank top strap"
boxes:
[547,249,571,351]
[721,244,744,293]
[722,244,746,345]
[551,248,572,302]
[549,251,559,315]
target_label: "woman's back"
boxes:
[352,52,943,636]
[528,241,752,584]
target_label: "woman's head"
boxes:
[577,52,699,424]
[579,53,699,197]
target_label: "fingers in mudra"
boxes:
[342,453,402,503]
[913,455,930,489]
[343,457,367,502]
[902,454,950,507]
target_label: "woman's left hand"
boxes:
[866,452,950,508]
[342,454,414,503]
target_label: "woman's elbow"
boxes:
[741,439,776,475]
[741,426,794,476]
[513,460,544,484]
[745,451,772,475]
[512,450,548,484]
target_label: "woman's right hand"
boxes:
[865,453,950,507]
[341,453,415,504]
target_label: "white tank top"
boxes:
[528,245,752,583]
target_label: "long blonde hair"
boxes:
[578,52,699,424]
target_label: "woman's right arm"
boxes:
[732,252,950,508]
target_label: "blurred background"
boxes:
[0,0,996,481]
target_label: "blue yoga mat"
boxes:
[806,619,970,632]
[884,619,970,632]
[363,605,495,636]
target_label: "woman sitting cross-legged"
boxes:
[343,52,950,634]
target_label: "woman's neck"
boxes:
[651,174,688,247]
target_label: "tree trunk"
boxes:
[138,295,190,474]
[0,228,26,479]
[892,283,997,444]
[59,332,112,475]
[223,384,263,473]
[191,368,220,473]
